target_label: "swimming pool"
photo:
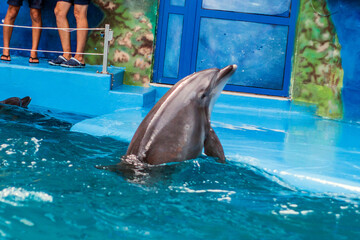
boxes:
[0,104,359,239]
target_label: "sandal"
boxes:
[29,57,39,63]
[1,54,11,61]
[48,55,68,66]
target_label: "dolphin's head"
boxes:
[20,96,31,108]
[0,96,31,108]
[186,64,237,116]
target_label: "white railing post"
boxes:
[102,24,113,74]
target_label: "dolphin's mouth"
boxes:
[208,64,238,116]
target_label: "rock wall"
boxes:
[85,0,158,87]
[292,0,343,119]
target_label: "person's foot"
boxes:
[74,55,85,65]
[29,57,39,63]
[1,54,11,61]
[48,55,68,66]
[29,51,39,63]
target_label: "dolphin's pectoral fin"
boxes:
[204,127,226,163]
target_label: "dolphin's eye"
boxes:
[197,91,208,102]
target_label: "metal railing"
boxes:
[0,23,113,74]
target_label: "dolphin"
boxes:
[0,96,31,108]
[116,64,237,167]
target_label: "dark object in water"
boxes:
[0,96,31,108]
[0,98,78,130]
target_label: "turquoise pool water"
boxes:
[0,105,360,239]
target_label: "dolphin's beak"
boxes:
[213,64,237,91]
[218,64,237,82]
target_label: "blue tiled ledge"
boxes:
[0,56,127,116]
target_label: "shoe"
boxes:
[48,55,67,66]
[61,57,85,68]
[1,54,11,61]
[29,57,39,63]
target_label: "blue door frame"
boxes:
[153,0,300,97]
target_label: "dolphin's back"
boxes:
[0,97,31,108]
[126,86,177,157]
[126,74,209,164]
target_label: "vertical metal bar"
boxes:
[152,0,165,83]
[179,0,198,78]
[102,24,110,74]
[188,0,201,75]
[154,0,171,83]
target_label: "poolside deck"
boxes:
[0,56,155,116]
[1,57,360,195]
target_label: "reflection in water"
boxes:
[211,103,360,193]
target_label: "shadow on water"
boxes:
[0,104,89,131]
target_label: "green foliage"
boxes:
[292,0,344,119]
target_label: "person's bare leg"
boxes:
[29,8,42,63]
[2,5,20,60]
[73,4,88,64]
[54,1,72,60]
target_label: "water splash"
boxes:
[0,187,53,207]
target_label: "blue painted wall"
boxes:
[0,0,103,59]
[329,0,360,122]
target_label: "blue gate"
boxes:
[153,0,300,97]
